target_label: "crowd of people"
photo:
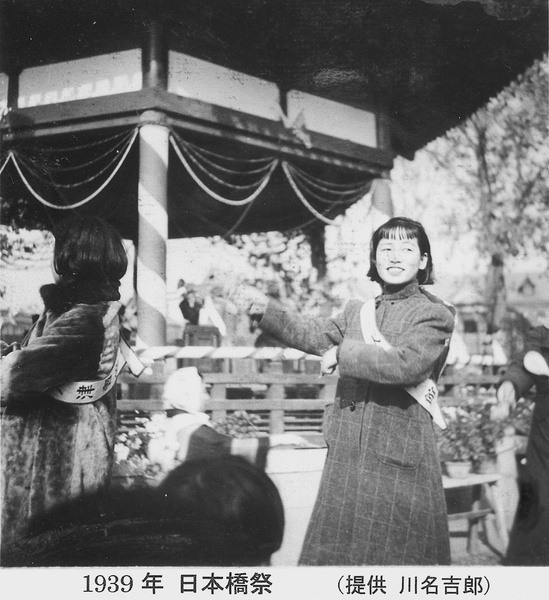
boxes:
[1,214,547,567]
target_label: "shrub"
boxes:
[210,410,263,438]
[437,394,532,470]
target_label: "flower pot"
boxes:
[476,456,498,474]
[444,460,473,479]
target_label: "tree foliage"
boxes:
[426,56,549,260]
[0,226,53,265]
[227,230,337,314]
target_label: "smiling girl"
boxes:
[233,217,456,565]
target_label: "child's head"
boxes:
[367,217,434,286]
[162,367,209,413]
[53,215,128,286]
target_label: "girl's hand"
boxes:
[321,345,338,375]
[523,350,549,377]
[493,380,516,420]
[228,284,269,316]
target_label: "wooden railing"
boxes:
[117,357,502,435]
[118,369,338,434]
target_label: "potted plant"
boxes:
[438,399,508,477]
[113,410,265,487]
[210,410,264,438]
[113,415,162,488]
[470,402,507,473]
[438,406,479,477]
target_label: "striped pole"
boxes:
[136,111,169,347]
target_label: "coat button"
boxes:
[350,401,356,412]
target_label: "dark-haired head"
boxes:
[53,215,128,289]
[367,217,434,285]
[2,457,284,567]
[158,456,285,566]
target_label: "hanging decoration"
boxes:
[170,129,372,225]
[285,162,373,203]
[1,125,376,229]
[1,128,138,210]
[169,130,279,206]
[281,161,371,225]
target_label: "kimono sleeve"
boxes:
[1,305,104,402]
[183,426,270,469]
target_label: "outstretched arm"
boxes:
[229,283,349,355]
[259,298,350,356]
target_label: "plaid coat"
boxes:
[260,280,455,565]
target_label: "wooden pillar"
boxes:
[7,70,20,110]
[136,110,169,347]
[308,224,327,281]
[266,369,285,434]
[496,425,519,531]
[370,177,394,228]
[142,20,168,90]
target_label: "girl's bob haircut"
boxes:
[53,215,128,284]
[367,216,434,285]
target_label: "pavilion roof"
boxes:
[1,0,547,238]
[2,0,546,157]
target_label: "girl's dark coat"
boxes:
[260,280,455,565]
[1,282,121,547]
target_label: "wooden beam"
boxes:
[142,21,168,90]
[0,115,142,140]
[0,88,393,173]
[201,373,337,386]
[7,72,20,109]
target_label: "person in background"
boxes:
[178,284,203,326]
[147,367,312,473]
[119,296,137,344]
[1,215,128,549]
[198,293,227,337]
[496,323,549,565]
[230,217,456,566]
[178,277,227,337]
[176,278,187,296]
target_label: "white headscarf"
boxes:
[162,367,206,413]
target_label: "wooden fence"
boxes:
[117,354,502,435]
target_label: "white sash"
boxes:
[359,299,448,430]
[47,337,145,405]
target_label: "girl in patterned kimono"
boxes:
[1,215,128,550]
[232,217,455,565]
